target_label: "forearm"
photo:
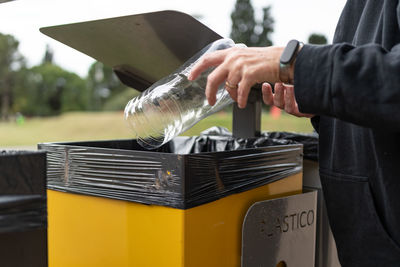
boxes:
[294,43,400,130]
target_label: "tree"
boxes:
[255,7,274,47]
[86,61,131,111]
[308,33,328,45]
[14,63,89,116]
[42,44,54,64]
[230,0,256,45]
[0,32,25,120]
[230,0,274,47]
[11,44,89,116]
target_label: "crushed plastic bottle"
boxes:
[124,38,243,149]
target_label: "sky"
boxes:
[0,0,347,77]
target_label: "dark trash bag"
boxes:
[165,126,303,154]
[265,131,318,161]
[167,126,318,161]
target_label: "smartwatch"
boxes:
[279,39,302,85]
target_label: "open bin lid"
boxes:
[40,10,222,91]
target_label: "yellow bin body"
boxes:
[48,173,302,267]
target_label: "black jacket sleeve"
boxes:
[294,43,400,131]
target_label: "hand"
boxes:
[262,82,314,118]
[188,46,284,108]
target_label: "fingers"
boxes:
[237,78,253,108]
[262,83,273,105]
[205,63,229,106]
[202,54,248,107]
[266,83,314,118]
[188,46,285,110]
[283,85,313,117]
[188,50,227,81]
[225,86,238,102]
[225,69,242,102]
[188,49,235,106]
[284,85,297,115]
[273,83,285,109]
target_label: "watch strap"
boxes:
[279,40,302,85]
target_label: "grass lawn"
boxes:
[0,111,313,148]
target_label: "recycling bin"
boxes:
[0,151,48,267]
[39,134,303,267]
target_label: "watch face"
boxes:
[280,40,299,65]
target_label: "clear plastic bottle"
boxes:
[124,38,241,149]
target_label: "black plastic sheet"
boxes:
[169,127,318,160]
[266,131,318,161]
[0,151,47,233]
[0,195,46,234]
[40,128,303,209]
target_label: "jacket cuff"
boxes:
[293,44,335,115]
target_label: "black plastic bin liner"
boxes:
[265,131,318,161]
[40,127,303,209]
[0,150,47,267]
[170,127,318,160]
[171,126,318,160]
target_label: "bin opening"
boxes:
[67,127,300,154]
[62,126,317,160]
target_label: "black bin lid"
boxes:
[40,10,222,91]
